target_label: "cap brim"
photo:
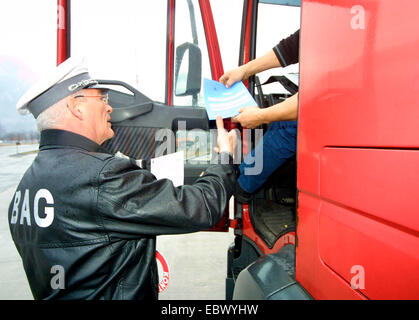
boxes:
[84,83,110,92]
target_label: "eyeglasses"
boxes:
[74,93,109,104]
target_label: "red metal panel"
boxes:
[318,148,419,299]
[196,1,230,232]
[242,0,253,75]
[298,0,419,194]
[296,193,366,299]
[199,0,224,81]
[242,0,254,150]
[319,201,419,299]
[199,0,237,136]
[297,0,419,299]
[57,0,70,65]
[165,0,175,106]
[320,148,419,232]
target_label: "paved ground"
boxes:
[0,144,234,300]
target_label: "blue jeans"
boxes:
[238,121,297,193]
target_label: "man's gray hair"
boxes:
[36,99,69,132]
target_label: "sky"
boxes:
[0,0,300,134]
[0,1,56,134]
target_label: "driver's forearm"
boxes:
[243,49,282,80]
[260,93,299,122]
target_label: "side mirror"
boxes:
[175,42,202,96]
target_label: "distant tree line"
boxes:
[1,130,39,142]
[0,122,39,143]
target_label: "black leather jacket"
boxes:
[8,129,236,300]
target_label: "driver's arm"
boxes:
[232,93,299,129]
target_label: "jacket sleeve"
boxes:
[273,29,300,67]
[96,152,237,238]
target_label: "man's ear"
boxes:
[67,96,84,120]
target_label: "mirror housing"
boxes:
[175,42,202,96]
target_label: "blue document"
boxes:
[203,78,258,120]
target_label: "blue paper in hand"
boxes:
[203,78,258,120]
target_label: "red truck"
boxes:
[57,0,419,299]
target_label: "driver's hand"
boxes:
[232,106,264,129]
[219,66,247,89]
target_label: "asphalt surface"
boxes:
[0,144,234,300]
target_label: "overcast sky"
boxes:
[0,0,300,133]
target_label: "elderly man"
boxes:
[8,57,237,300]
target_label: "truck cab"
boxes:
[61,0,419,299]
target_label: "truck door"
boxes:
[297,0,419,299]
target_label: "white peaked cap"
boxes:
[16,56,107,118]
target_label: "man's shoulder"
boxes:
[85,150,115,162]
[97,153,142,174]
[52,147,115,167]
[77,150,139,176]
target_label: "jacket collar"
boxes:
[39,129,111,154]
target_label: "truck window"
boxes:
[210,0,244,72]
[172,0,212,108]
[71,1,167,103]
[256,2,300,94]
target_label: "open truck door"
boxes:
[102,0,232,231]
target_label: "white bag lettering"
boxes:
[10,191,21,224]
[34,189,54,228]
[10,188,55,228]
[20,189,31,226]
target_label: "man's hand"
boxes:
[214,116,238,156]
[219,66,247,89]
[232,106,266,129]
